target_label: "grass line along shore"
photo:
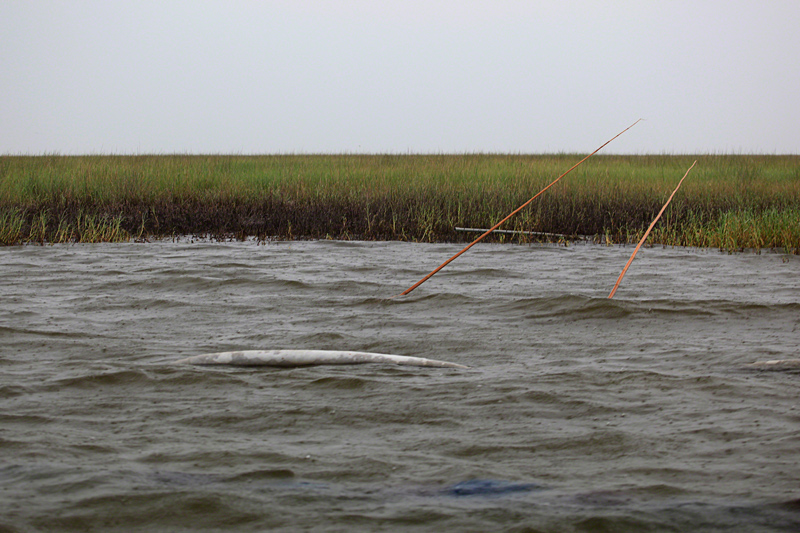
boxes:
[1,154,798,253]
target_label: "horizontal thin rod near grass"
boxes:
[454,227,583,240]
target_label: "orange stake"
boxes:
[608,160,697,299]
[396,119,642,297]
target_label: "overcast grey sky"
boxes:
[2,1,798,155]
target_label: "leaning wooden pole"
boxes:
[395,119,642,297]
[608,160,697,299]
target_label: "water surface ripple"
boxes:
[1,240,799,531]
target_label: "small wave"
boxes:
[266,279,314,290]
[228,468,296,482]
[294,332,349,344]
[389,291,481,306]
[148,470,224,487]
[48,368,155,389]
[306,376,370,390]
[0,325,88,340]
[491,295,800,321]
[0,413,54,425]
[703,300,800,316]
[491,294,632,320]
[441,267,526,279]
[0,384,31,398]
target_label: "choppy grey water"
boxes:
[1,239,799,532]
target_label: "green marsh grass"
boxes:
[0,154,798,252]
[0,209,24,246]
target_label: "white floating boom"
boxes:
[177,349,469,369]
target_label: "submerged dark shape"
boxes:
[443,479,545,497]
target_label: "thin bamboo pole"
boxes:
[608,160,697,299]
[395,119,642,297]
